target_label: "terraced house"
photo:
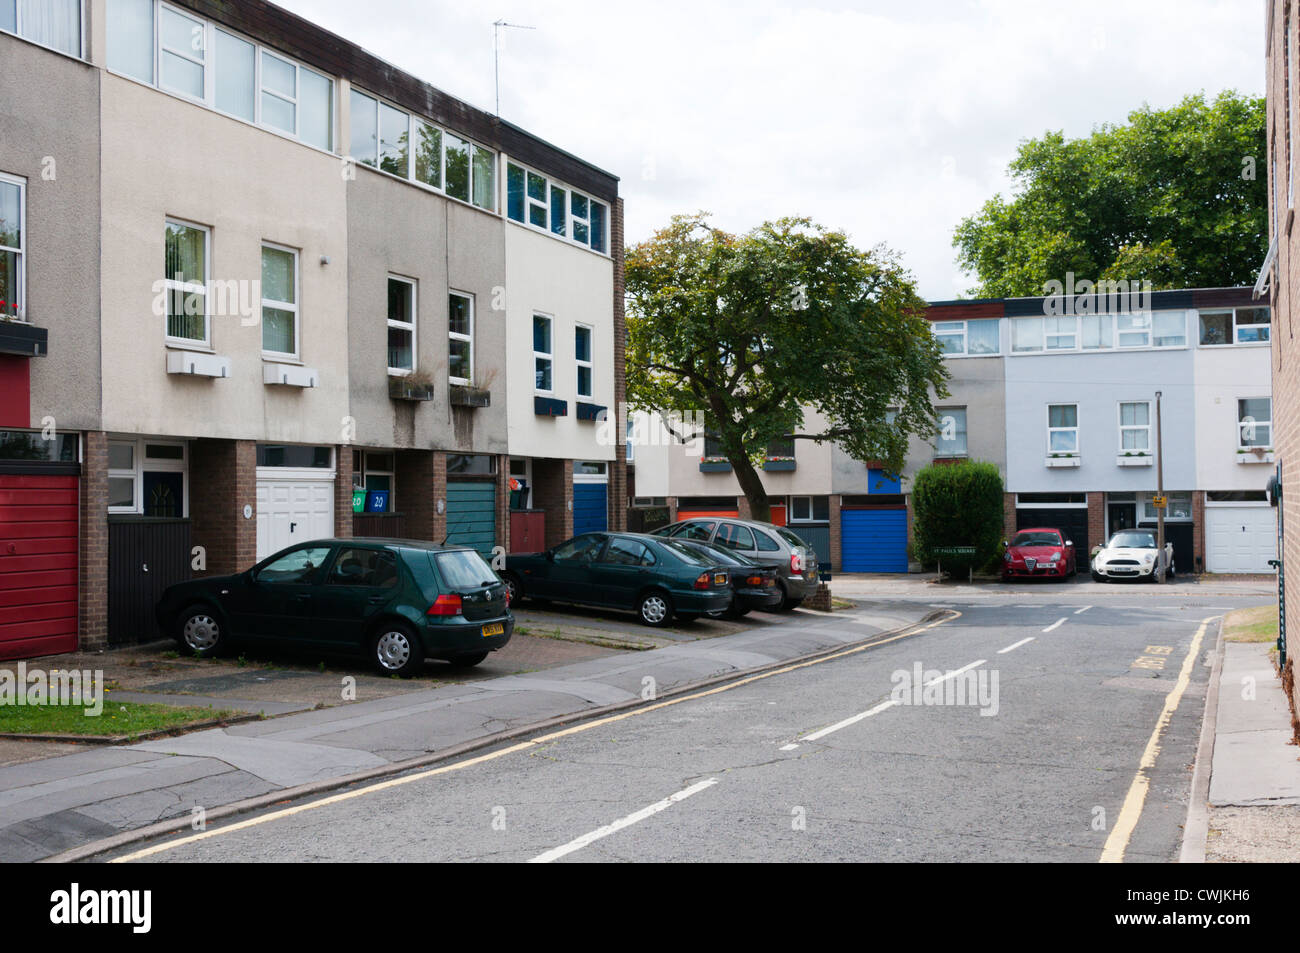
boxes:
[0,0,624,660]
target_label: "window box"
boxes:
[699,457,732,473]
[1236,448,1275,464]
[449,384,490,408]
[534,395,567,417]
[166,350,230,378]
[763,457,797,472]
[0,319,47,357]
[1044,454,1081,468]
[575,401,606,422]
[263,363,318,388]
[389,376,435,401]
[1115,452,1152,467]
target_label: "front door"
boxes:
[1108,502,1137,538]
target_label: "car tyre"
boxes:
[448,651,489,667]
[371,624,424,677]
[1091,571,1103,582]
[501,572,523,606]
[176,604,227,658]
[637,590,674,628]
[774,584,803,612]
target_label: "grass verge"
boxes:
[1222,605,1280,644]
[0,700,243,739]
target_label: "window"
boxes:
[603,537,653,566]
[387,277,415,374]
[160,3,204,99]
[1199,308,1271,345]
[108,0,154,81]
[625,418,635,463]
[505,161,611,254]
[107,441,136,512]
[933,321,964,354]
[414,120,441,189]
[1238,398,1273,449]
[379,101,408,177]
[554,534,607,561]
[1236,308,1271,344]
[356,450,394,511]
[448,292,473,384]
[1116,313,1151,348]
[0,173,23,319]
[1141,491,1192,522]
[575,325,593,398]
[1118,401,1151,452]
[1044,316,1077,350]
[472,145,495,212]
[790,497,830,522]
[163,220,208,345]
[258,546,332,584]
[671,520,716,541]
[0,429,77,462]
[935,408,967,457]
[1152,311,1186,347]
[261,244,298,358]
[1012,317,1044,352]
[533,314,553,392]
[716,523,755,550]
[256,444,331,468]
[966,319,999,354]
[575,460,606,475]
[350,90,379,166]
[766,435,796,458]
[328,548,399,588]
[446,453,496,475]
[4,0,82,57]
[108,438,187,516]
[1080,314,1112,349]
[1047,404,1078,454]
[550,184,567,237]
[260,50,298,137]
[214,30,255,121]
[445,133,470,202]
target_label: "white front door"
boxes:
[1206,506,1277,574]
[256,478,334,560]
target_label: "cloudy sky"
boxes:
[279,0,1265,299]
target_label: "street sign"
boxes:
[934,546,976,556]
[1152,496,1167,509]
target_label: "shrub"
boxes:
[911,460,1005,577]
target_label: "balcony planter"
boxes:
[1044,454,1080,468]
[762,456,797,472]
[576,401,607,422]
[449,384,491,408]
[0,318,47,357]
[534,396,568,417]
[1236,448,1275,464]
[699,457,732,473]
[1116,452,1153,467]
[389,375,435,401]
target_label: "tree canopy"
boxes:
[953,91,1266,297]
[625,213,949,521]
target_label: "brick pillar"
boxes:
[1003,492,1017,542]
[829,493,842,572]
[78,431,108,651]
[534,457,573,548]
[1192,490,1205,574]
[189,438,257,576]
[1087,492,1105,555]
[609,196,629,533]
[495,453,510,556]
[395,449,445,542]
[334,445,354,539]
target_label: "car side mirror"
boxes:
[545,550,555,562]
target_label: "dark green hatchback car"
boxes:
[155,538,512,677]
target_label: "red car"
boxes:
[1001,527,1076,582]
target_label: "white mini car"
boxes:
[1091,530,1175,582]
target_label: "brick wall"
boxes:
[829,494,842,571]
[1087,492,1105,557]
[334,444,354,540]
[189,438,256,577]
[495,453,510,556]
[1002,492,1017,542]
[1191,491,1206,573]
[533,457,573,548]
[609,196,629,533]
[395,449,445,543]
[78,431,108,651]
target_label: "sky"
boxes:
[277,0,1266,300]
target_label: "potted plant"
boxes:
[389,370,436,401]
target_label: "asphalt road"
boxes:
[108,585,1270,863]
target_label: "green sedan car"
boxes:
[155,538,512,677]
[501,532,734,627]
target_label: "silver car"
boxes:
[652,518,819,610]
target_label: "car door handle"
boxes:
[367,595,387,604]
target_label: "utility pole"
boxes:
[493,20,536,117]
[1155,390,1166,583]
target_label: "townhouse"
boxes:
[0,0,624,661]
[630,287,1274,576]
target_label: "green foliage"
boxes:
[911,461,1005,576]
[626,213,950,520]
[954,91,1266,296]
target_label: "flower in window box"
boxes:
[701,455,730,464]
[765,455,796,463]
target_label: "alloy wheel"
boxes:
[641,594,669,625]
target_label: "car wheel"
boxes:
[1091,571,1103,582]
[1168,561,1176,579]
[176,604,226,658]
[637,590,674,628]
[371,624,423,677]
[501,572,523,606]
[448,651,489,667]
[773,584,803,612]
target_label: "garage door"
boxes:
[0,474,79,659]
[1206,506,1277,573]
[256,478,334,561]
[841,508,908,572]
[446,481,496,557]
[1016,508,1087,571]
[573,483,607,535]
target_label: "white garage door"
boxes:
[256,478,334,561]
[1206,506,1277,574]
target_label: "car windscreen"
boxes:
[1011,532,1061,547]
[434,550,498,589]
[1108,532,1156,549]
[656,539,716,566]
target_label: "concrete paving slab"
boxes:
[470,676,636,706]
[1209,643,1300,806]
[133,730,389,787]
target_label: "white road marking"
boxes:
[529,778,719,863]
[803,699,901,742]
[998,637,1035,654]
[779,743,799,751]
[1042,618,1067,633]
[923,660,986,688]
[1074,605,1092,615]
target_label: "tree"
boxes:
[910,461,1005,577]
[625,213,949,521]
[953,91,1266,297]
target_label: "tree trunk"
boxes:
[730,454,770,522]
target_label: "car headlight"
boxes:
[1143,553,1155,563]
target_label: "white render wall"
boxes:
[1193,343,1275,490]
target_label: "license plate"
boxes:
[714,573,727,585]
[481,623,504,637]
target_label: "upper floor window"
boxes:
[1013,311,1184,352]
[533,314,553,393]
[163,219,208,346]
[386,276,415,375]
[575,325,593,398]
[108,1,333,151]
[933,319,999,356]
[1,0,81,57]
[1047,404,1078,454]
[1199,308,1271,346]
[935,408,967,457]
[506,161,609,254]
[0,173,24,320]
[448,292,473,384]
[1239,397,1273,449]
[261,243,298,359]
[1118,401,1151,452]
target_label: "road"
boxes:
[107,585,1268,863]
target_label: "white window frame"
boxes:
[935,407,968,457]
[158,1,206,102]
[386,275,416,377]
[1115,312,1151,348]
[1011,317,1044,353]
[505,158,612,256]
[933,321,965,355]
[790,497,813,522]
[448,290,473,386]
[1117,400,1152,453]
[1238,397,1273,450]
[260,242,299,361]
[259,48,299,138]
[163,217,210,349]
[1151,310,1187,348]
[0,172,25,321]
[625,418,635,463]
[1046,403,1079,455]
[356,450,395,512]
[1,0,84,59]
[1234,307,1272,344]
[1141,491,1192,522]
[533,312,554,395]
[1044,315,1077,350]
[575,323,593,399]
[107,437,188,516]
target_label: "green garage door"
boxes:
[446,481,496,558]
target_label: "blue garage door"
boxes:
[841,509,909,573]
[446,481,496,557]
[573,483,608,536]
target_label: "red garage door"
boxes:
[0,474,79,659]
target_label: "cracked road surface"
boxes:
[108,594,1248,862]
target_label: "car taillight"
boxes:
[790,551,804,573]
[746,575,764,586]
[694,572,710,590]
[427,594,463,616]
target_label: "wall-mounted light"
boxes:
[437,499,445,514]
[320,255,331,266]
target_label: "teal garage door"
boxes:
[446,481,496,557]
[573,483,608,535]
[840,508,908,572]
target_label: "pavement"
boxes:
[0,597,931,862]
